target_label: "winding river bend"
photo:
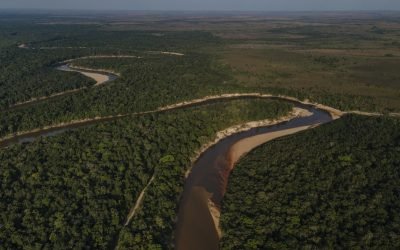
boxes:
[5,64,118,112]
[174,104,333,250]
[2,62,339,249]
[0,96,334,149]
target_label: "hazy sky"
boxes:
[1,0,400,11]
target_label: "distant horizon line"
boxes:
[1,8,400,13]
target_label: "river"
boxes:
[4,64,118,112]
[174,104,333,250]
[1,63,336,249]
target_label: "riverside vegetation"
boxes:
[1,11,400,250]
[2,13,400,139]
[220,115,400,249]
[0,99,292,249]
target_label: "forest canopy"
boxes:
[220,115,400,249]
[0,99,292,249]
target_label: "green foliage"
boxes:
[0,99,292,249]
[159,155,175,164]
[220,115,400,249]
[0,52,239,138]
[1,14,400,250]
[0,48,94,108]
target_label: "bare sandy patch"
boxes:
[229,124,316,168]
[146,51,185,56]
[77,71,110,85]
[62,55,140,64]
[197,108,314,236]
[207,123,320,237]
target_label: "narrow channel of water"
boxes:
[174,104,333,250]
[1,58,337,249]
[0,95,326,149]
[2,65,118,112]
[0,115,123,148]
[1,91,333,249]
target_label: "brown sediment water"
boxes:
[0,94,333,149]
[0,88,337,248]
[175,104,333,250]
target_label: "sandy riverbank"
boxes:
[228,124,317,168]
[62,55,140,64]
[66,64,121,78]
[0,94,333,148]
[176,107,317,250]
[183,107,313,237]
[9,65,114,109]
[68,68,111,85]
[207,124,321,234]
[157,93,343,120]
[184,107,313,178]
[146,51,185,56]
[207,123,321,237]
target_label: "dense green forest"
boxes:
[1,48,379,140]
[1,16,399,139]
[220,115,400,249]
[0,99,292,249]
[0,19,221,110]
[1,13,400,250]
[0,48,96,108]
[0,14,398,137]
[0,52,238,138]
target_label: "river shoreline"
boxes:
[4,60,398,149]
[184,107,313,179]
[5,90,399,150]
[195,108,313,236]
[0,94,341,148]
[66,64,121,77]
[210,124,318,234]
[174,107,327,250]
[59,65,114,83]
[7,64,118,110]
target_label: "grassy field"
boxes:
[205,13,400,112]
[0,11,399,249]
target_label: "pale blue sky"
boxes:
[1,0,399,11]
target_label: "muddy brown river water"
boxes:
[174,104,333,250]
[0,63,336,250]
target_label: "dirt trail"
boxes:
[124,174,156,226]
[112,174,156,250]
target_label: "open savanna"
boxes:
[206,14,400,112]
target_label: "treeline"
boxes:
[0,53,239,138]
[0,20,221,109]
[35,30,220,52]
[0,99,292,249]
[0,48,95,108]
[0,22,387,139]
[220,115,400,249]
